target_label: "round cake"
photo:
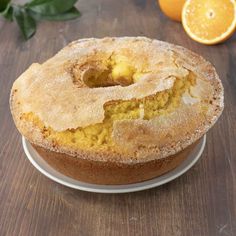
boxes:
[10,37,224,184]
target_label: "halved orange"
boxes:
[158,0,186,22]
[182,0,236,45]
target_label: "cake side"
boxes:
[32,140,199,185]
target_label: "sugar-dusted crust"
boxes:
[10,37,189,131]
[32,140,199,185]
[10,37,224,164]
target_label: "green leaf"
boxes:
[13,6,36,40]
[1,0,80,40]
[29,6,80,21]
[0,3,13,21]
[26,0,78,15]
[0,0,11,12]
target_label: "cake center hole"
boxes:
[83,63,135,88]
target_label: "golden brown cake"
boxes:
[10,37,224,184]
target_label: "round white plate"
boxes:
[22,135,206,193]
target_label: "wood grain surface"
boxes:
[0,0,236,235]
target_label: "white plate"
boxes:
[22,135,206,193]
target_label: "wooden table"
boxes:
[0,0,235,235]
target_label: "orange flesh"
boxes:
[183,0,236,41]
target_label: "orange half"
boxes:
[182,0,236,45]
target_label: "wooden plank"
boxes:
[0,0,235,235]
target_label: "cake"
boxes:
[10,37,224,184]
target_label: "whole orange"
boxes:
[158,0,186,21]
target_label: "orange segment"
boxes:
[158,0,186,22]
[182,0,236,45]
